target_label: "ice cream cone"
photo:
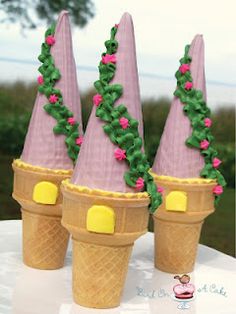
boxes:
[72,241,132,308]
[61,180,149,308]
[12,11,83,269]
[21,10,83,169]
[152,35,221,273]
[152,174,216,273]
[12,159,71,269]
[62,12,156,308]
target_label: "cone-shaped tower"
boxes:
[152,35,205,178]
[61,14,151,307]
[71,12,143,191]
[21,11,83,169]
[152,35,221,274]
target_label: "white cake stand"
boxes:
[171,293,195,310]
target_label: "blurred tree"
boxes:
[0,81,37,115]
[0,81,235,188]
[0,0,95,29]
[211,107,235,143]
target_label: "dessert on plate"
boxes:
[12,11,83,269]
[61,12,162,308]
[151,34,226,273]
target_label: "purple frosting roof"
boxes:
[21,11,83,170]
[71,12,143,192]
[152,35,206,178]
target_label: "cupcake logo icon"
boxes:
[171,274,195,310]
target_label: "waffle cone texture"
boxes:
[61,180,149,308]
[152,174,216,273]
[12,160,71,269]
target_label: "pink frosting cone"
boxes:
[21,11,83,169]
[71,12,143,192]
[152,35,206,178]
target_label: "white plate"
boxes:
[0,220,235,314]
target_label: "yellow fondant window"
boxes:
[33,181,58,205]
[166,191,187,212]
[87,205,115,234]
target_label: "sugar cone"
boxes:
[12,159,70,269]
[61,180,149,308]
[71,12,142,192]
[152,35,206,178]
[21,10,83,170]
[64,12,150,308]
[152,174,216,273]
[72,241,132,308]
[152,35,217,273]
[13,11,83,269]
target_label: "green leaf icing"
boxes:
[37,23,81,164]
[93,26,162,213]
[174,45,226,205]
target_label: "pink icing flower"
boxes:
[213,185,223,195]
[67,117,76,125]
[45,35,55,46]
[37,75,44,85]
[76,136,83,146]
[119,117,129,129]
[102,54,116,64]
[179,64,190,74]
[184,81,193,90]
[136,177,145,191]
[157,186,164,194]
[49,94,58,104]
[114,148,126,161]
[212,157,222,168]
[204,118,212,128]
[200,139,209,150]
[115,24,119,28]
[93,94,103,106]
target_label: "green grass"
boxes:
[0,153,235,256]
[0,154,20,220]
[200,188,235,256]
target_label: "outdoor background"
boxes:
[0,0,235,257]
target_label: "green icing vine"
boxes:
[93,26,162,213]
[37,23,81,164]
[174,44,226,204]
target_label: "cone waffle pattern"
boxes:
[152,35,206,178]
[71,12,143,192]
[73,241,132,308]
[22,210,69,269]
[12,160,71,269]
[154,219,202,273]
[153,175,216,273]
[61,180,149,308]
[21,11,82,169]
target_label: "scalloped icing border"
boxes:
[150,171,216,184]
[13,159,72,175]
[62,179,149,199]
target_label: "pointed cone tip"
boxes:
[119,12,133,25]
[58,10,69,20]
[152,34,206,178]
[71,10,144,191]
[55,10,69,30]
[20,9,83,170]
[190,34,204,49]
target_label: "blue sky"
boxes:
[0,0,235,107]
